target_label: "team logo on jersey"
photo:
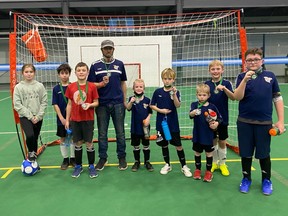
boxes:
[264,76,272,83]
[113,65,119,70]
[143,103,149,109]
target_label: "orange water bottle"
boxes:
[269,127,286,136]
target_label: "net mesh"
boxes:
[11,10,243,152]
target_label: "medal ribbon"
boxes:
[197,100,206,109]
[213,78,223,90]
[59,83,68,104]
[77,82,88,103]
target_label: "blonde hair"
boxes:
[21,64,36,73]
[161,68,176,79]
[208,60,224,70]
[196,83,210,94]
[133,78,145,89]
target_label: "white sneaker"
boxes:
[160,163,172,175]
[181,165,192,177]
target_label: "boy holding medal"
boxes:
[65,62,99,178]
[234,48,284,195]
[205,60,234,176]
[189,83,222,182]
[52,63,76,170]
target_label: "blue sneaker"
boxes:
[262,179,273,195]
[88,164,98,178]
[239,178,252,193]
[71,165,83,178]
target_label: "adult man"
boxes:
[87,39,128,170]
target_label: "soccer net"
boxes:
[10,10,246,156]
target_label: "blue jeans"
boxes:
[96,103,126,159]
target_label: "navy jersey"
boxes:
[87,58,127,105]
[127,96,152,135]
[236,70,280,122]
[190,102,222,145]
[52,84,68,126]
[150,88,180,132]
[205,79,233,125]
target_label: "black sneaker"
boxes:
[118,157,128,170]
[28,151,37,162]
[145,162,154,172]
[69,157,76,167]
[95,158,107,171]
[131,162,140,172]
[61,159,69,170]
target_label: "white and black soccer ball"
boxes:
[21,159,39,176]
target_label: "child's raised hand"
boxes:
[130,96,136,103]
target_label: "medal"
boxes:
[81,103,87,109]
[213,78,222,94]
[195,109,201,115]
[135,98,140,104]
[107,72,111,77]
[214,89,219,94]
[251,74,257,79]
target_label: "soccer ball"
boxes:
[21,159,39,176]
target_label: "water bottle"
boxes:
[269,127,286,136]
[142,120,150,139]
[204,111,217,123]
[65,128,72,146]
[161,117,172,141]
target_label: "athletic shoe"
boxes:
[193,169,201,180]
[219,164,230,176]
[145,162,154,172]
[95,158,107,171]
[71,165,83,178]
[160,163,172,175]
[211,162,219,172]
[203,170,213,182]
[60,159,69,170]
[118,158,128,170]
[131,162,140,172]
[28,151,37,162]
[239,178,252,193]
[262,179,273,196]
[88,164,98,178]
[69,157,76,167]
[181,165,192,177]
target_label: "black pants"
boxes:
[20,117,43,152]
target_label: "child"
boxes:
[65,62,99,178]
[150,68,192,177]
[13,64,48,163]
[52,63,76,170]
[126,79,153,172]
[204,60,234,176]
[234,48,284,195]
[189,83,222,182]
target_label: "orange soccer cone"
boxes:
[21,29,48,62]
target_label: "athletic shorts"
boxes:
[70,120,94,143]
[213,124,228,140]
[193,142,214,153]
[237,120,271,159]
[156,131,182,147]
[131,133,150,146]
[56,125,66,138]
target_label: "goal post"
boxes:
[10,10,246,156]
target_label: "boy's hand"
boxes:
[130,97,136,103]
[160,108,171,114]
[209,121,219,130]
[103,75,109,85]
[244,70,255,82]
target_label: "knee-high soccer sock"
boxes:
[70,143,75,158]
[75,145,83,166]
[162,146,170,165]
[218,147,227,165]
[60,142,68,159]
[212,145,219,163]
[206,156,213,171]
[87,146,95,165]
[195,155,201,170]
[177,149,186,167]
[241,157,253,180]
[260,156,271,181]
[143,146,150,163]
[133,146,141,162]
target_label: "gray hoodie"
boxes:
[13,80,48,121]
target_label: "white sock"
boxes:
[218,147,227,165]
[70,143,75,157]
[212,145,219,163]
[60,143,68,158]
